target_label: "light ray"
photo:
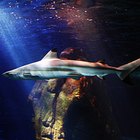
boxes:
[0,8,35,94]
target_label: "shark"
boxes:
[2,49,140,83]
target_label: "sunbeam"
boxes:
[0,9,29,66]
[0,8,35,94]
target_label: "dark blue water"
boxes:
[0,1,82,140]
[0,0,140,140]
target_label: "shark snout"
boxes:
[2,71,14,78]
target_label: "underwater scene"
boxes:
[0,0,140,140]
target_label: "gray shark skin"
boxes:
[2,49,140,82]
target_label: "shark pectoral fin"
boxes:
[97,75,105,80]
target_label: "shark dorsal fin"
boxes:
[42,48,58,60]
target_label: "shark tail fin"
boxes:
[117,58,140,82]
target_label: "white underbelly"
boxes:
[31,70,72,79]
